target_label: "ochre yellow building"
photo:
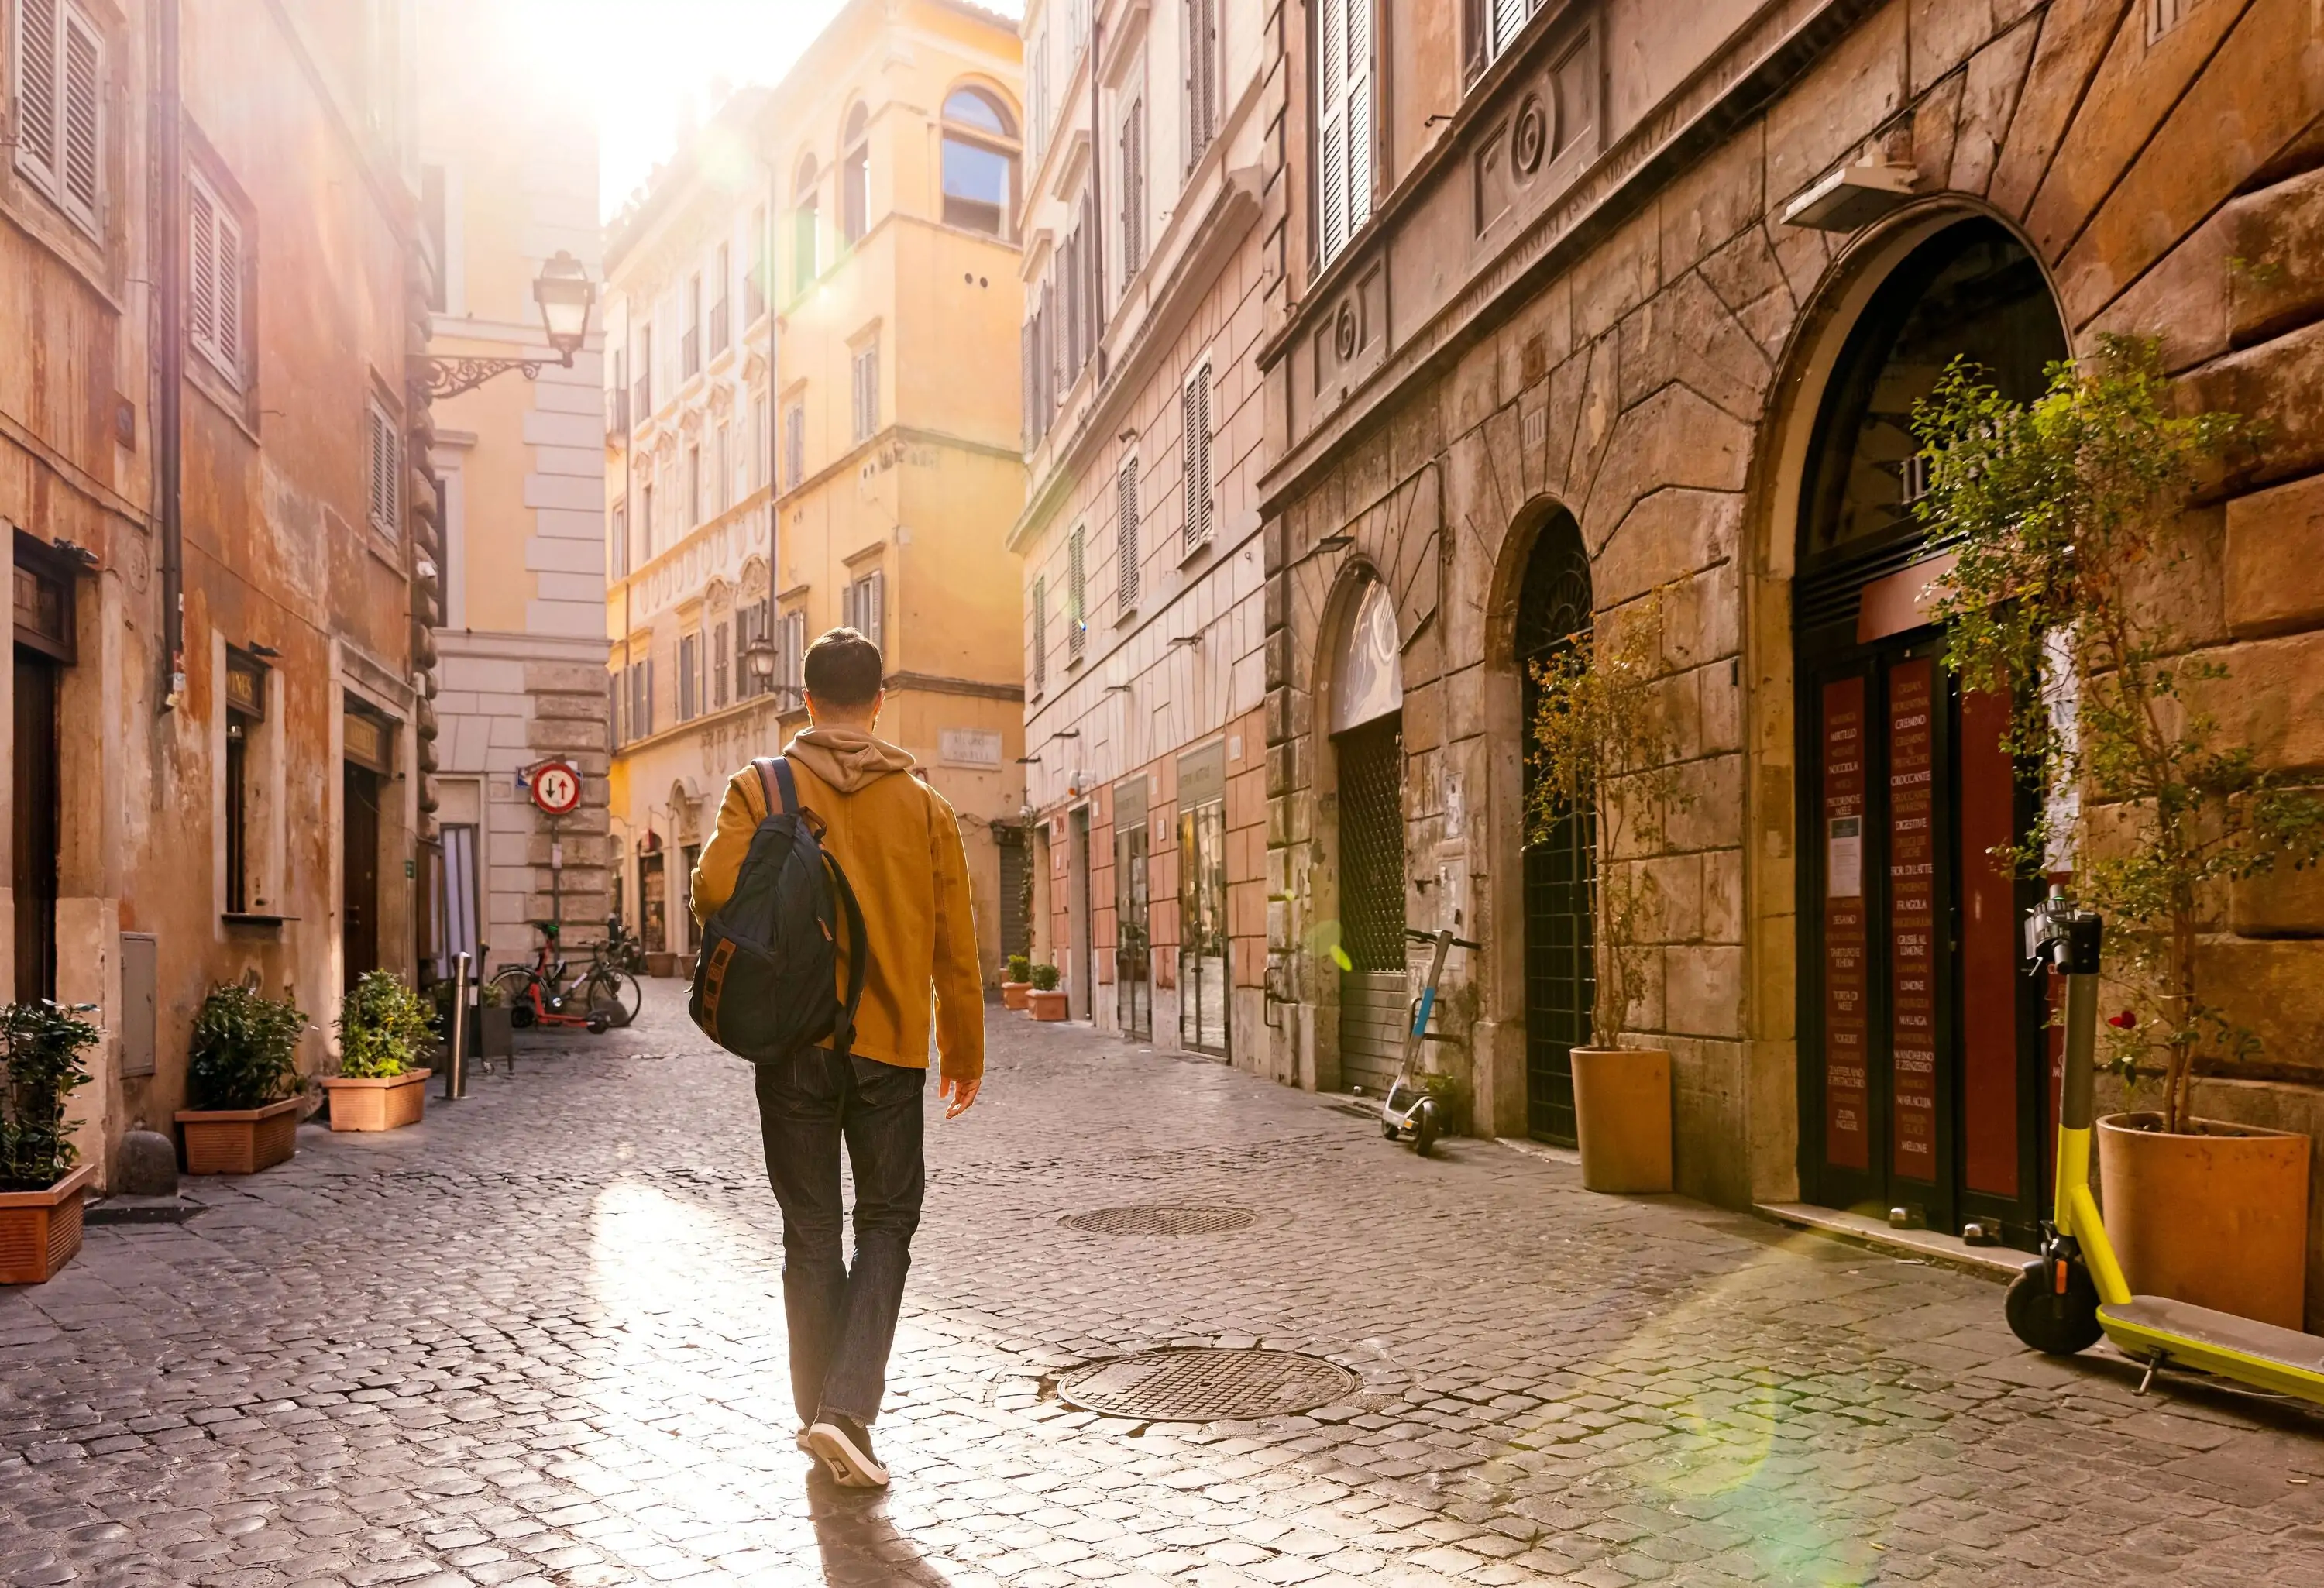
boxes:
[605,0,1026,978]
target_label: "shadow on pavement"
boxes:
[806,1471,951,1586]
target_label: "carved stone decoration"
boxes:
[1334,301,1360,363]
[1513,95,1548,177]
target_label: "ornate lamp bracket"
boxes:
[412,352,562,401]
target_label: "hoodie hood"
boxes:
[783,725,916,793]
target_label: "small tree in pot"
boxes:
[0,1001,101,1284]
[1002,952,1033,1011]
[1918,335,2324,1325]
[179,985,308,1174]
[1026,961,1067,1021]
[1528,594,1690,1192]
[321,971,435,1132]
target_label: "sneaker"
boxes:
[795,1428,811,1452]
[806,1414,889,1488]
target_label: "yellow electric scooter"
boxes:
[2008,892,2324,1402]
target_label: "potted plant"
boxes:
[177,985,308,1174]
[320,970,434,1132]
[1920,335,2322,1326]
[1002,953,1033,1011]
[1528,594,1688,1193]
[0,1001,101,1284]
[1026,961,1068,1022]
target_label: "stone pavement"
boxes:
[6,986,2324,1588]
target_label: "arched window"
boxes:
[941,85,1019,237]
[792,155,819,292]
[841,102,870,246]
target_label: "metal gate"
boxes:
[1335,713,1406,1095]
[1518,515,1594,1144]
[1117,821,1151,1039]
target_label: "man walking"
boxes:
[690,627,984,1488]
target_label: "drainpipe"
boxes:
[1088,9,1106,383]
[157,0,184,710]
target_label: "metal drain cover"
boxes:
[1058,1348,1356,1421]
[1061,1204,1256,1236]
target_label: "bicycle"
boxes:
[490,922,638,1031]
[601,914,647,976]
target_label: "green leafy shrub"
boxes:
[1005,953,1032,983]
[0,1001,99,1191]
[337,970,433,1079]
[1029,961,1061,992]
[188,985,307,1111]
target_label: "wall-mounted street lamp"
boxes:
[414,250,598,400]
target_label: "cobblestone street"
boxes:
[7,985,2324,1588]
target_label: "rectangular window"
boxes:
[633,325,654,414]
[12,0,103,237]
[682,273,702,377]
[1317,0,1374,266]
[783,400,806,488]
[713,620,730,708]
[609,669,623,746]
[1184,0,1218,171]
[782,609,808,699]
[710,243,731,352]
[753,394,769,490]
[1028,27,1048,167]
[187,170,246,387]
[678,631,700,720]
[794,198,818,293]
[851,342,879,444]
[1181,361,1213,552]
[1067,525,1087,658]
[366,397,401,540]
[1030,574,1047,694]
[686,442,702,526]
[844,570,885,654]
[608,350,628,435]
[1116,456,1140,614]
[641,480,655,559]
[223,653,265,914]
[714,422,731,515]
[1120,96,1146,277]
[746,205,768,321]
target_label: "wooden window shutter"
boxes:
[1318,0,1373,265]
[1121,98,1144,274]
[14,0,59,198]
[59,5,99,228]
[369,400,401,537]
[865,570,884,654]
[1032,575,1047,693]
[1067,526,1086,656]
[1116,456,1140,613]
[188,177,218,354]
[1182,363,1212,551]
[215,209,242,384]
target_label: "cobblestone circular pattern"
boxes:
[1059,1203,1257,1236]
[1057,1347,1357,1421]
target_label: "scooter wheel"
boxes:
[1380,1119,1399,1140]
[1413,1097,1439,1158]
[586,1014,610,1034]
[2006,1256,2103,1355]
[508,1003,535,1029]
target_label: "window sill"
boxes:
[1177,533,1215,569]
[222,913,295,930]
[1115,606,1139,627]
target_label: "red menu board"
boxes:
[1822,677,1869,1171]
[1888,658,1937,1183]
[1961,686,2020,1196]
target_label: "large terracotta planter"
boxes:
[0,1163,95,1284]
[1001,981,1032,1011]
[177,1095,302,1175]
[1571,1047,1673,1194]
[2096,1112,2311,1328]
[645,951,679,978]
[1027,989,1069,1021]
[319,1069,432,1133]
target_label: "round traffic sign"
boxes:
[530,760,583,816]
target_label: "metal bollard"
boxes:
[445,952,470,1101]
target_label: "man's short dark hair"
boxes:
[803,627,884,708]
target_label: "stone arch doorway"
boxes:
[1514,510,1594,1146]
[1330,576,1406,1096]
[1791,215,2066,1245]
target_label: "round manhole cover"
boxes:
[1058,1348,1357,1421]
[1060,1204,1256,1236]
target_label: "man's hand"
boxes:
[939,1072,982,1120]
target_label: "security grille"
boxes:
[1518,517,1594,1146]
[1335,715,1404,971]
[1060,1205,1253,1236]
[1058,1348,1356,1422]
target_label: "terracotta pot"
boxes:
[2096,1112,2312,1328]
[646,951,679,978]
[0,1163,95,1284]
[319,1069,432,1133]
[1027,988,1069,1021]
[1001,981,1032,1011]
[176,1095,302,1175]
[1571,1046,1673,1194]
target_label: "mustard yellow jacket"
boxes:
[689,730,984,1081]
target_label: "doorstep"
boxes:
[1755,1201,2024,1282]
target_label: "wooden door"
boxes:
[342,762,381,990]
[12,650,58,1002]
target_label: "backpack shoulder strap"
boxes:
[752,755,800,820]
[823,854,871,1057]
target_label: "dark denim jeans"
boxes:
[753,1048,926,1427]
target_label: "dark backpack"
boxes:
[689,756,868,1062]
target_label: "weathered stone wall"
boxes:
[1260,0,2324,1242]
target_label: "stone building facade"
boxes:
[1010,0,1285,1060]
[414,0,609,978]
[3,0,438,1183]
[1254,0,2324,1306]
[606,0,1027,980]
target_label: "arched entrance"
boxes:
[1515,512,1593,1146]
[1793,217,2066,1244]
[1332,578,1406,1095]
